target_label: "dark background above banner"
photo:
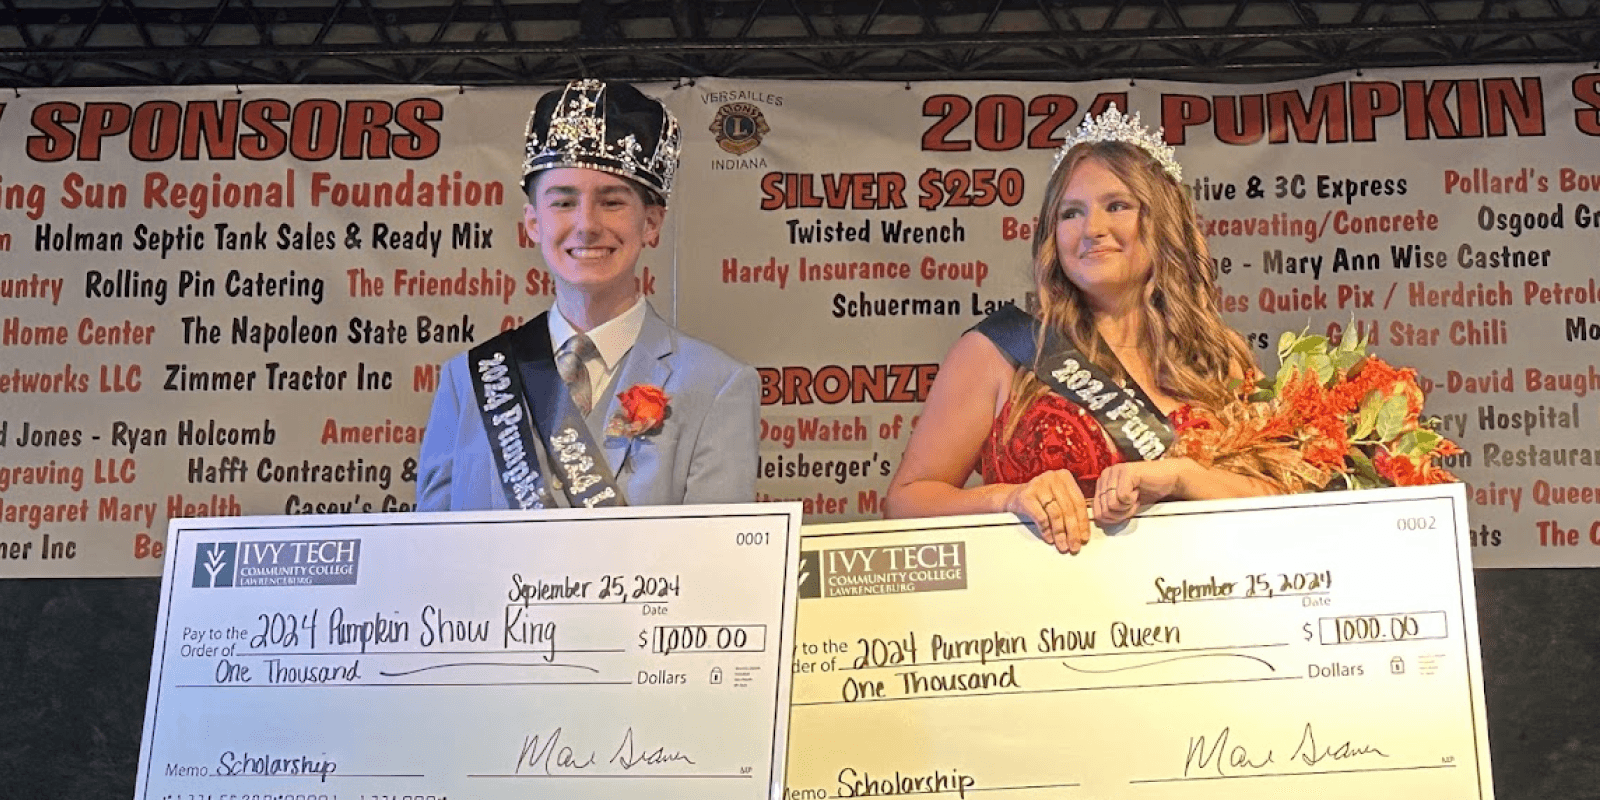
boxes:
[3,1,1597,87]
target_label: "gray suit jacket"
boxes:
[416,304,759,510]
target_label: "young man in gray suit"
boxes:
[417,79,758,510]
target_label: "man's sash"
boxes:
[973,305,1173,461]
[468,312,627,509]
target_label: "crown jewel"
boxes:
[1053,103,1182,183]
[522,79,681,201]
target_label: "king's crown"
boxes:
[1054,103,1182,183]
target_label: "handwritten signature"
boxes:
[611,727,697,770]
[516,727,595,775]
[1185,723,1388,778]
[515,726,695,775]
[1290,723,1389,767]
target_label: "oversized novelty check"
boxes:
[786,484,1493,799]
[135,504,802,800]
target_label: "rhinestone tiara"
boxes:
[1053,103,1182,183]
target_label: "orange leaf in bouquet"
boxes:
[1185,327,1461,492]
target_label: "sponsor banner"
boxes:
[672,70,1600,568]
[0,83,680,577]
[2,68,1600,573]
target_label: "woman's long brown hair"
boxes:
[1002,140,1256,440]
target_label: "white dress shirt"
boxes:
[547,296,647,408]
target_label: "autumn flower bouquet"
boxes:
[1170,326,1462,492]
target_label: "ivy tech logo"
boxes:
[191,539,362,588]
[193,542,237,588]
[799,541,967,599]
[797,550,820,599]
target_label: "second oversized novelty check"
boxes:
[787,484,1493,799]
[135,504,802,800]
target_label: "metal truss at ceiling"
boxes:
[1,1,1598,88]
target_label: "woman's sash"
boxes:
[469,313,627,509]
[973,305,1174,461]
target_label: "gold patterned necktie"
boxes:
[556,333,598,415]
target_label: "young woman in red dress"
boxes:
[885,107,1278,554]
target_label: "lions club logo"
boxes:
[710,102,770,156]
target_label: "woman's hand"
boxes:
[1091,459,1186,526]
[1003,470,1091,554]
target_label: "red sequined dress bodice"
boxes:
[979,393,1121,494]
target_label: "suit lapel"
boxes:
[597,304,676,477]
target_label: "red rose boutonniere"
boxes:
[606,384,671,438]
